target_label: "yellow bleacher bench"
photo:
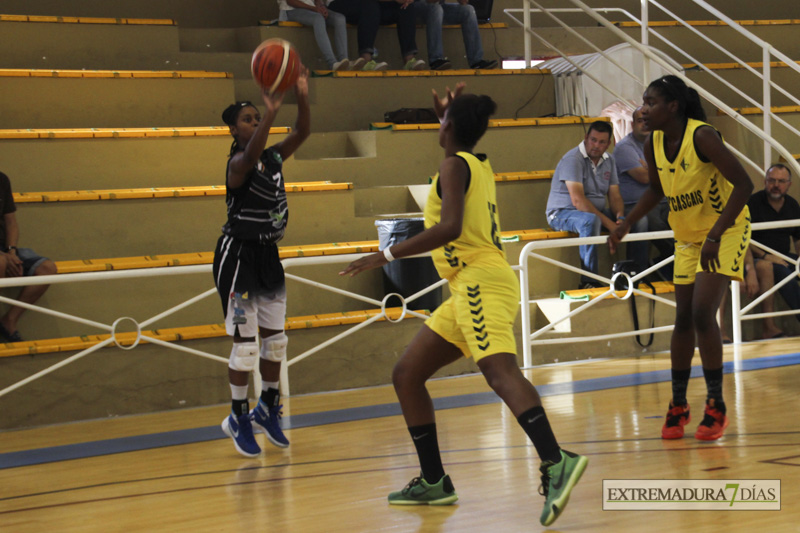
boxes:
[0,126,290,140]
[13,181,352,203]
[371,115,608,131]
[53,228,573,274]
[0,69,231,79]
[0,308,425,357]
[0,14,176,25]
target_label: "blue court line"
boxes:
[1,352,798,470]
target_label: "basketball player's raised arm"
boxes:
[275,66,311,160]
[227,90,285,189]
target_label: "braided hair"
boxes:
[447,94,497,147]
[221,101,255,157]
[647,75,706,122]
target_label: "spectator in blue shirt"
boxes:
[545,121,623,289]
[612,107,673,277]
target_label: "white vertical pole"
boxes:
[519,247,533,367]
[763,45,772,170]
[524,0,532,67]
[641,0,650,84]
[280,359,290,397]
[731,282,742,344]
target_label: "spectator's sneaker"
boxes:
[470,59,498,70]
[350,57,367,70]
[404,58,427,71]
[332,58,350,71]
[695,399,728,441]
[250,400,290,448]
[388,475,458,505]
[539,449,588,526]
[221,413,261,458]
[429,58,452,70]
[662,401,691,439]
[362,59,388,71]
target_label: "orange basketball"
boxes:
[251,38,301,95]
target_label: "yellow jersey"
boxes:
[424,152,508,280]
[652,118,749,243]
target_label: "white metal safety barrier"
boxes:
[518,220,800,367]
[0,253,445,399]
[518,230,676,368]
[2,219,799,400]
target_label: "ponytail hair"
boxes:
[648,75,706,121]
[448,94,497,147]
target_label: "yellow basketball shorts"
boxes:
[673,217,751,285]
[425,262,519,361]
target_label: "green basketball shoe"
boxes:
[388,475,458,506]
[539,449,588,526]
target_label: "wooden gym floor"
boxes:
[0,339,798,532]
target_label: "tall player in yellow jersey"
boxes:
[609,76,753,441]
[341,84,587,527]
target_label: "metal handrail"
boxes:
[505,0,800,179]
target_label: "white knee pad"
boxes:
[260,332,288,362]
[229,341,259,372]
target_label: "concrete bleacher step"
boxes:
[0,14,182,70]
[0,69,235,129]
[0,117,594,193]
[17,183,371,260]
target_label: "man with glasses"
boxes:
[747,163,800,338]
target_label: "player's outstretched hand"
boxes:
[432,82,466,121]
[339,252,388,277]
[607,222,630,255]
[262,87,285,116]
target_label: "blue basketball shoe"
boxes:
[221,412,261,458]
[250,400,290,448]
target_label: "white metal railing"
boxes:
[2,221,798,400]
[503,0,800,178]
[518,220,800,367]
[0,254,443,399]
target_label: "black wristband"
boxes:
[706,236,721,244]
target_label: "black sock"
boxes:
[703,366,724,407]
[517,406,561,464]
[671,368,692,406]
[232,398,249,417]
[408,423,445,484]
[261,387,280,408]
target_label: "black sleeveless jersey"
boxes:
[222,146,288,243]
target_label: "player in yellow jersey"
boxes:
[609,75,754,441]
[340,84,587,526]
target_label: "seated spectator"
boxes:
[612,106,673,278]
[330,0,425,71]
[0,171,57,342]
[414,0,497,70]
[748,163,800,338]
[545,121,623,289]
[278,0,364,71]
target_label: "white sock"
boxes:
[230,384,249,401]
[262,380,279,393]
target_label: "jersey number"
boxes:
[488,202,502,250]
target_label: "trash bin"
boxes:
[375,218,442,311]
